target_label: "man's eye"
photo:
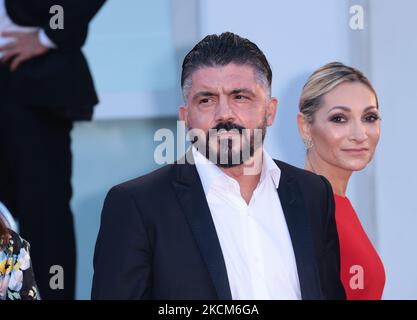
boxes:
[199,98,210,104]
[235,95,248,100]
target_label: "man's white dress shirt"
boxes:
[192,147,301,300]
[0,0,55,58]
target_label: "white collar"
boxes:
[192,146,281,195]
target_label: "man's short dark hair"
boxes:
[181,32,272,96]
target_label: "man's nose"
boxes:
[214,97,235,123]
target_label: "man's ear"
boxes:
[266,97,278,126]
[297,112,311,141]
[178,105,188,127]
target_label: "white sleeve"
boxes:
[38,29,57,49]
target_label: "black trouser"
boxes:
[0,65,76,300]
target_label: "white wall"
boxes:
[370,0,417,299]
[83,0,181,119]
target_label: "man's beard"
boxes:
[191,120,267,168]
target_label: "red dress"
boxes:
[334,194,386,300]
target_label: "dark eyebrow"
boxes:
[192,91,218,101]
[327,105,378,114]
[229,88,255,97]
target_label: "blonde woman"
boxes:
[297,62,385,299]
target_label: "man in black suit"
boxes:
[92,32,346,300]
[0,0,105,299]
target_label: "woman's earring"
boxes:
[303,138,314,149]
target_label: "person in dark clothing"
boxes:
[0,0,106,299]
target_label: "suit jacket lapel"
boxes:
[172,152,232,300]
[276,161,323,299]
